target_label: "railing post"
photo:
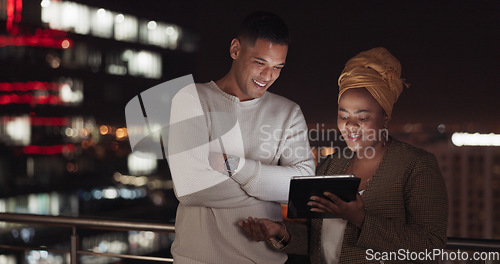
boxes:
[71,226,78,264]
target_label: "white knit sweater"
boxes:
[168,81,315,264]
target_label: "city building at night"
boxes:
[1,0,198,262]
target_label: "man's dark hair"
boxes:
[237,11,290,46]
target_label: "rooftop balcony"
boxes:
[0,213,499,264]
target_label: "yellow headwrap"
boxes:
[338,47,406,118]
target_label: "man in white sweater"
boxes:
[168,11,315,263]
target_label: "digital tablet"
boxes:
[287,175,360,219]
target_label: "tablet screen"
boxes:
[287,175,360,219]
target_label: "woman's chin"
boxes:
[346,143,361,153]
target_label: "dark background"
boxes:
[0,1,498,256]
[106,0,499,130]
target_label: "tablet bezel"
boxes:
[287,174,360,219]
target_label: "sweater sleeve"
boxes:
[355,152,448,254]
[230,106,316,204]
[168,89,261,208]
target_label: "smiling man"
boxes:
[168,11,315,264]
[216,35,288,101]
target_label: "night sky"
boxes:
[98,0,500,132]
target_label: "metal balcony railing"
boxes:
[0,212,175,263]
[446,237,500,252]
[0,213,499,264]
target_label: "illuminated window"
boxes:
[139,21,181,49]
[165,25,181,50]
[1,115,31,146]
[114,14,138,42]
[42,1,90,35]
[91,8,113,38]
[59,78,84,104]
[40,0,196,52]
[452,132,500,147]
[104,48,162,78]
[128,50,162,79]
[106,50,128,76]
[128,152,158,175]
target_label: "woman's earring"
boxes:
[382,127,388,147]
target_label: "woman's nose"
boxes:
[345,119,358,130]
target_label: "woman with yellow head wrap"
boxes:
[338,47,405,118]
[335,47,408,154]
[239,47,448,264]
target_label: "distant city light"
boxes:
[0,33,73,49]
[79,128,89,138]
[66,162,78,173]
[30,117,69,126]
[114,15,138,41]
[165,26,175,35]
[147,20,157,30]
[23,144,75,155]
[96,8,106,17]
[0,93,61,105]
[122,49,133,60]
[128,50,162,79]
[39,0,194,53]
[65,127,76,137]
[116,128,128,139]
[437,124,446,134]
[113,172,151,188]
[5,116,30,145]
[115,14,125,23]
[0,82,58,92]
[100,125,110,135]
[451,132,500,147]
[107,64,127,75]
[92,8,113,38]
[61,39,71,49]
[41,0,50,7]
[60,81,84,104]
[102,187,119,199]
[0,255,16,264]
[127,152,157,175]
[91,189,103,200]
[0,80,83,106]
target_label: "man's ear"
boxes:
[230,38,241,60]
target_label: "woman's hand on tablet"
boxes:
[309,192,366,228]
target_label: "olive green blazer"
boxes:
[285,138,448,264]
